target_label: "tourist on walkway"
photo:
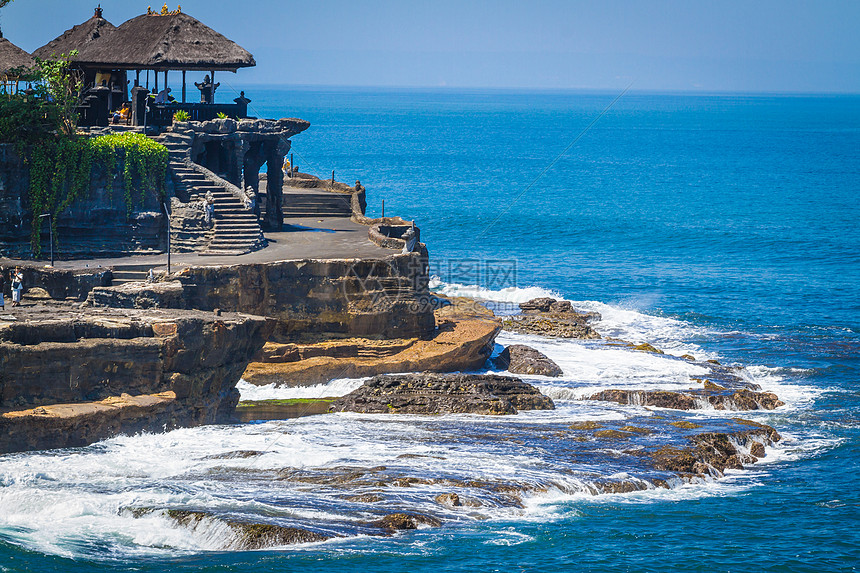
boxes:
[204,191,215,225]
[10,268,23,307]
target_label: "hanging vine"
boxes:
[27,132,168,256]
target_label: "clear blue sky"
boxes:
[2,0,858,92]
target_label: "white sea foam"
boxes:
[236,378,367,400]
[0,279,835,560]
[429,276,561,303]
[431,278,718,358]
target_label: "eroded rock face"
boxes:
[169,253,435,339]
[88,280,187,309]
[0,264,110,302]
[493,344,563,377]
[243,310,500,387]
[0,304,272,454]
[329,373,555,416]
[0,144,165,259]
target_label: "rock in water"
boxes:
[329,373,554,415]
[518,297,602,322]
[504,298,601,339]
[501,314,601,339]
[126,508,329,549]
[518,297,556,312]
[371,513,442,531]
[589,388,784,411]
[493,344,563,377]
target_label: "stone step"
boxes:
[206,243,255,250]
[111,264,154,273]
[216,212,258,219]
[214,234,261,241]
[173,173,207,180]
[209,237,260,245]
[199,250,249,256]
[214,224,260,231]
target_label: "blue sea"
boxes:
[1,88,858,572]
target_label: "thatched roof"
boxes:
[73,11,255,72]
[32,8,116,61]
[0,36,35,75]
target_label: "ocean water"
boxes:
[1,88,858,572]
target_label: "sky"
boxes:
[2,0,859,93]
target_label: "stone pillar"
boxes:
[92,86,111,127]
[263,141,284,231]
[227,138,243,187]
[131,86,150,126]
[242,141,265,200]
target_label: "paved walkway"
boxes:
[1,217,397,272]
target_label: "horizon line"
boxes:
[233,83,860,97]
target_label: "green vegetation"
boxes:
[236,398,336,408]
[0,51,80,146]
[620,425,653,434]
[594,429,632,439]
[215,111,229,119]
[567,421,603,431]
[27,132,167,255]
[172,110,190,122]
[670,420,703,429]
[0,53,168,255]
[90,132,168,214]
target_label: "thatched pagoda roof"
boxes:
[32,7,116,61]
[73,10,255,72]
[0,36,35,75]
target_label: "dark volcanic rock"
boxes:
[647,422,781,478]
[371,512,442,531]
[519,297,601,321]
[504,298,601,339]
[588,388,784,411]
[493,344,563,377]
[329,373,554,415]
[127,508,330,549]
[518,297,557,312]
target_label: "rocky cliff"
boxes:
[0,144,165,260]
[0,303,272,453]
[242,295,498,386]
[89,252,435,339]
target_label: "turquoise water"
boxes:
[1,89,858,571]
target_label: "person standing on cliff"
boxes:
[10,268,23,307]
[0,269,5,311]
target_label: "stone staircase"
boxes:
[154,132,265,256]
[110,264,153,286]
[282,186,352,219]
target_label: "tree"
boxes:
[33,51,82,136]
